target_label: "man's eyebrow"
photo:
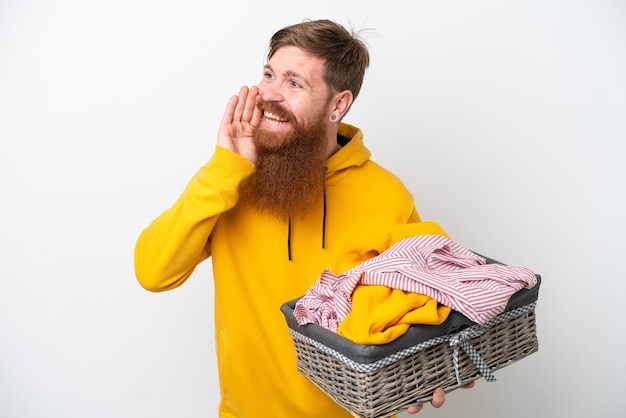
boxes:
[264,64,310,86]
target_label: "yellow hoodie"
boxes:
[135,123,420,418]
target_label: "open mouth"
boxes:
[263,111,289,126]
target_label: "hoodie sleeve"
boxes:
[134,146,255,292]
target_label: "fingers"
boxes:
[250,93,262,128]
[430,387,445,408]
[407,386,447,414]
[220,93,239,129]
[462,381,476,389]
[408,383,471,414]
[241,86,260,125]
[231,86,249,122]
[406,404,423,414]
[231,85,260,124]
[219,86,261,138]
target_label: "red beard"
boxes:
[239,101,329,221]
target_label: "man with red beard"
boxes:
[238,95,330,225]
[134,19,469,418]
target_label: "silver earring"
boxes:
[329,113,339,122]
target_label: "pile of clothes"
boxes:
[294,222,537,345]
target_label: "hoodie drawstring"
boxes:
[287,218,292,261]
[322,185,327,249]
[287,183,328,261]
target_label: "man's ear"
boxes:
[331,90,354,119]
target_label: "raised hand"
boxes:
[217,85,262,163]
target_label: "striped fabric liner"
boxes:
[294,235,537,331]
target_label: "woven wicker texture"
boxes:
[291,307,538,418]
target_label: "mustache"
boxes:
[257,100,296,124]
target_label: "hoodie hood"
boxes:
[325,123,372,184]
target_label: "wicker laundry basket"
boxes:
[280,258,541,418]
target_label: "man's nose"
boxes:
[258,83,284,103]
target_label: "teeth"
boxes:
[265,118,285,126]
[264,112,287,123]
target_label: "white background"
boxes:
[1,1,624,417]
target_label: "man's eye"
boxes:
[264,72,274,80]
[289,80,301,88]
